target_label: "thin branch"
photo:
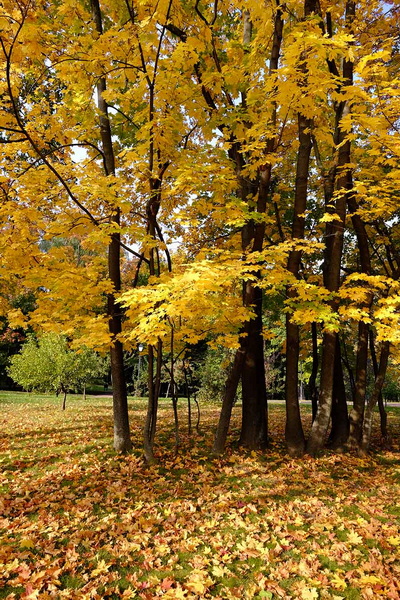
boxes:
[152,0,173,88]
[368,239,391,277]
[181,124,198,149]
[195,0,209,25]
[0,137,27,144]
[124,0,151,87]
[120,240,149,263]
[0,125,26,134]
[165,23,187,41]
[133,253,146,287]
[155,220,172,272]
[107,104,140,129]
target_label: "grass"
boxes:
[0,392,399,599]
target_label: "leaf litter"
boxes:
[0,395,399,599]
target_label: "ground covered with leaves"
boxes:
[0,393,399,600]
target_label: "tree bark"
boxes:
[143,344,156,464]
[360,341,390,454]
[369,330,389,444]
[308,322,319,421]
[328,337,349,451]
[284,0,320,459]
[239,283,268,449]
[307,1,355,456]
[307,170,348,455]
[348,320,369,448]
[347,185,372,450]
[213,348,245,455]
[184,364,192,435]
[341,334,356,398]
[285,317,305,455]
[235,5,283,450]
[284,108,312,457]
[91,0,131,453]
[62,386,67,411]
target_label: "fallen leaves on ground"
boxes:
[0,393,399,599]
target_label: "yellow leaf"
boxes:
[330,573,347,591]
[20,538,35,549]
[8,309,27,328]
[359,575,384,585]
[212,565,226,577]
[346,530,363,544]
[387,536,400,546]
[185,570,212,595]
[319,212,342,223]
[301,588,319,600]
[162,587,187,599]
[91,559,110,577]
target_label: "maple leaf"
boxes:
[300,587,319,600]
[184,569,213,595]
[358,575,384,585]
[161,577,175,590]
[90,559,110,577]
[387,536,400,546]
[346,530,363,545]
[20,538,35,550]
[163,586,187,599]
[330,573,347,591]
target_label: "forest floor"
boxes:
[0,392,399,600]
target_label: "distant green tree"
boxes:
[198,348,240,403]
[8,334,107,409]
[73,347,109,400]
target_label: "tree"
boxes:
[1,0,399,459]
[73,346,109,401]
[8,334,107,409]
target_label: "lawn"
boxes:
[0,392,399,599]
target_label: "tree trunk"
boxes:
[91,0,131,453]
[328,338,349,451]
[213,348,245,455]
[346,177,372,450]
[144,344,156,464]
[377,390,389,446]
[307,0,355,456]
[284,0,320,460]
[360,341,390,454]
[348,320,369,448]
[184,365,192,436]
[284,107,312,457]
[341,335,356,398]
[239,282,268,450]
[62,387,67,411]
[285,317,305,456]
[369,331,389,444]
[308,322,319,421]
[173,7,283,453]
[110,337,131,452]
[307,329,337,455]
[234,6,283,450]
